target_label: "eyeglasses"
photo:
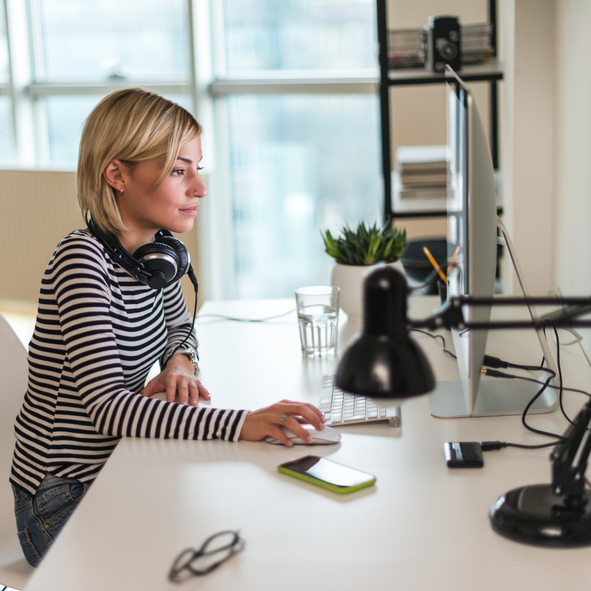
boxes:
[168,530,245,584]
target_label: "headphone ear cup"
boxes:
[133,242,180,290]
[156,236,191,283]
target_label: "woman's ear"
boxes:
[103,159,126,193]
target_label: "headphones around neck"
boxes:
[87,216,195,290]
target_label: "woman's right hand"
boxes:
[239,400,326,446]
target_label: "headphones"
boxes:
[87,216,195,290]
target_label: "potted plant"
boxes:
[322,221,407,321]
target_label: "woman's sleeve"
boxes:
[52,236,246,442]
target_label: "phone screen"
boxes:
[279,455,376,490]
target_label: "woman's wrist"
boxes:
[163,345,199,375]
[165,351,198,375]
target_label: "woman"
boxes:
[10,88,324,567]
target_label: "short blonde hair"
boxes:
[77,88,202,234]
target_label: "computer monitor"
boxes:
[428,68,558,418]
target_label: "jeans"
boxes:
[13,473,89,567]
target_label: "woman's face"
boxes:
[114,136,206,245]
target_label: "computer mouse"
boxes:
[265,424,341,445]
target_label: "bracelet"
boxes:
[165,346,199,376]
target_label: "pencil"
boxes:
[422,246,447,283]
[446,245,461,276]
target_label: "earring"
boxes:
[119,188,124,194]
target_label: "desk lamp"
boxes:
[336,266,591,547]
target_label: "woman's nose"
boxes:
[193,174,207,198]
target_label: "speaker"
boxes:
[87,217,191,290]
[423,16,461,73]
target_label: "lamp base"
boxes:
[490,484,591,547]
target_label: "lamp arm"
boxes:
[408,296,591,332]
[550,401,591,499]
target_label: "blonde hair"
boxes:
[77,88,202,234]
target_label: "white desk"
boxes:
[25,298,591,591]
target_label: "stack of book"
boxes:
[388,22,495,70]
[392,145,450,212]
[387,28,424,69]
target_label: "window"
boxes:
[35,0,190,79]
[220,0,376,72]
[0,6,13,161]
[2,0,380,300]
[10,0,194,165]
[213,0,380,298]
[223,94,379,299]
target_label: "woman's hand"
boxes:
[140,355,211,406]
[239,400,326,446]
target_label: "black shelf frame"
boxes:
[377,0,502,221]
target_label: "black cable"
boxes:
[482,370,590,400]
[482,369,564,441]
[480,369,591,448]
[441,328,589,452]
[480,440,561,451]
[165,268,199,364]
[411,328,456,359]
[483,354,551,374]
[553,326,575,426]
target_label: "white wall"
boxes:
[0,170,202,310]
[500,0,556,295]
[554,0,591,297]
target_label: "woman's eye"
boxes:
[172,168,185,176]
[197,166,204,172]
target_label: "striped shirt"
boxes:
[10,230,247,496]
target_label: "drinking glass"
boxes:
[295,285,340,357]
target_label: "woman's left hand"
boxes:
[140,355,211,406]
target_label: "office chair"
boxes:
[0,314,33,590]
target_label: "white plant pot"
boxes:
[331,261,405,322]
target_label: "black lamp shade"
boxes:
[335,266,435,398]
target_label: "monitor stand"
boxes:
[429,218,559,418]
[429,371,557,418]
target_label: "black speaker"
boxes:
[423,16,462,73]
[87,217,192,290]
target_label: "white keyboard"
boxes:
[318,375,401,427]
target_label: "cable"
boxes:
[407,269,440,294]
[480,440,561,451]
[482,354,550,374]
[481,368,591,448]
[196,309,296,323]
[485,370,565,441]
[411,328,456,359]
[164,268,200,365]
[552,326,575,426]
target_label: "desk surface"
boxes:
[26,298,591,591]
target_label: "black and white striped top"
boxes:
[10,230,247,496]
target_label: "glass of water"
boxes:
[295,285,340,357]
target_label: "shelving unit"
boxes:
[376,0,503,220]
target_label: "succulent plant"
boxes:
[322,221,407,266]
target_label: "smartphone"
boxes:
[278,455,376,494]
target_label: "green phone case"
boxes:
[278,463,376,494]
